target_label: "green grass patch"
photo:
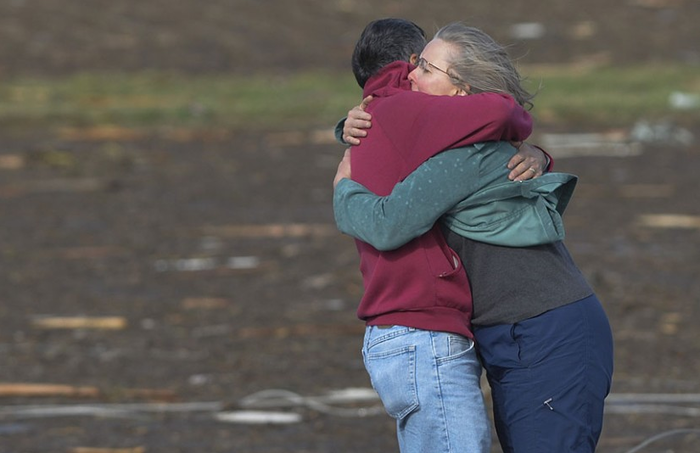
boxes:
[0,71,363,134]
[523,63,700,128]
[0,64,698,135]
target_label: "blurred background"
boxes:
[0,1,699,452]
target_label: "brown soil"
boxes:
[1,1,700,452]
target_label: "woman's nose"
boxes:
[407,67,418,84]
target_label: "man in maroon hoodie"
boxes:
[334,19,549,453]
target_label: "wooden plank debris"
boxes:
[31,316,127,330]
[637,214,700,229]
[0,154,25,170]
[58,126,145,141]
[71,448,145,453]
[0,384,100,398]
[0,383,176,401]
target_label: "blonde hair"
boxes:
[435,23,534,109]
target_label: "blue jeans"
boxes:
[362,325,491,453]
[475,295,614,453]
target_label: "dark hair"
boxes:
[351,18,427,88]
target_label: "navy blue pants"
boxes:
[474,295,614,453]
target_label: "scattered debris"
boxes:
[240,388,380,409]
[58,126,145,142]
[31,316,127,330]
[540,132,642,158]
[71,448,145,453]
[323,299,346,311]
[570,21,597,40]
[0,154,25,170]
[509,22,546,40]
[542,120,696,158]
[181,298,229,310]
[0,401,224,420]
[226,256,259,270]
[309,129,336,145]
[0,384,100,398]
[238,387,383,417]
[669,91,700,110]
[154,257,217,272]
[301,273,336,290]
[630,120,694,146]
[187,374,212,386]
[214,410,303,425]
[0,383,176,402]
[660,312,682,335]
[637,214,700,229]
[154,256,261,272]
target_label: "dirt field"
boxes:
[1,1,700,452]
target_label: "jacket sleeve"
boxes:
[334,117,348,145]
[333,147,482,251]
[399,92,533,176]
[535,145,555,172]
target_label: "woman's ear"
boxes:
[409,53,419,65]
[455,84,472,96]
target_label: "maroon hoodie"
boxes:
[350,61,532,338]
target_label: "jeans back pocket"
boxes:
[363,335,419,420]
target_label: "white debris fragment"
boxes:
[669,91,700,110]
[540,133,642,158]
[630,120,694,146]
[154,257,217,272]
[214,410,302,424]
[154,256,260,272]
[510,23,546,40]
[226,256,260,270]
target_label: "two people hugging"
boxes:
[332,18,613,453]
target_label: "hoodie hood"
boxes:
[362,61,414,98]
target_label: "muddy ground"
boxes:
[1,1,700,452]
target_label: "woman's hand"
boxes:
[507,142,549,181]
[333,148,352,188]
[342,95,374,145]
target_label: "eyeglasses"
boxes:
[417,57,453,78]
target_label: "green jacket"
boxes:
[334,141,577,250]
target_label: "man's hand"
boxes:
[333,148,352,188]
[507,142,549,181]
[342,95,374,145]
